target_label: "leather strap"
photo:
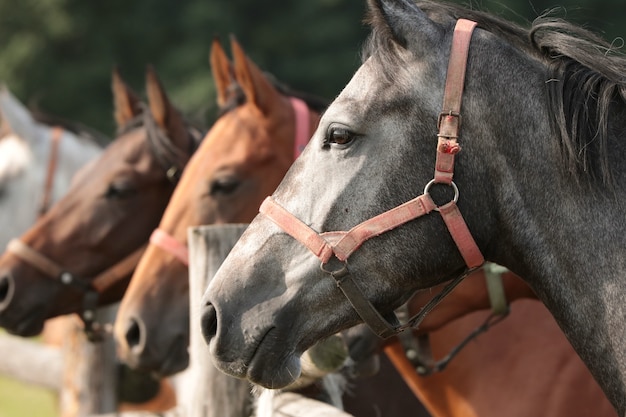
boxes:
[289,97,310,158]
[7,238,66,280]
[260,194,438,264]
[6,238,145,294]
[39,126,63,216]
[435,19,477,184]
[149,229,189,266]
[438,201,484,268]
[91,244,147,292]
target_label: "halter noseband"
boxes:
[259,19,485,339]
[6,239,146,340]
[149,96,313,266]
[3,115,198,341]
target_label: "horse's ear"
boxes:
[0,85,38,143]
[145,65,190,151]
[112,67,142,129]
[210,37,235,108]
[366,0,442,54]
[230,36,278,114]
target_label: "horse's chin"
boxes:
[6,313,45,337]
[248,349,301,389]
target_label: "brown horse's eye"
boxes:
[209,176,241,196]
[105,181,137,199]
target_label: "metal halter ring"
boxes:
[320,257,350,282]
[423,179,459,212]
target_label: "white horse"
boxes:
[0,85,104,252]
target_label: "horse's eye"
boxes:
[105,181,137,199]
[209,176,241,196]
[329,128,354,145]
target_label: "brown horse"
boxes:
[0,66,201,338]
[114,38,429,417]
[113,39,614,416]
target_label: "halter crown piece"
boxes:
[259,19,485,339]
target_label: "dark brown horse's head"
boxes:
[0,67,201,337]
[114,37,324,376]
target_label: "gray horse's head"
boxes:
[201,0,626,407]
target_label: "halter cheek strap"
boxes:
[150,229,189,266]
[38,126,63,216]
[258,19,484,339]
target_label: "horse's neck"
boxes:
[492,181,626,412]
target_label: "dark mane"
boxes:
[363,0,626,186]
[217,73,329,117]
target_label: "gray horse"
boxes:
[200,0,626,414]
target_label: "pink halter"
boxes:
[259,19,484,338]
[150,97,312,266]
[149,229,189,266]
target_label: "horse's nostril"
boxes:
[201,302,218,343]
[125,317,146,351]
[0,273,15,310]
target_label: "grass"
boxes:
[0,375,57,417]
[0,330,57,417]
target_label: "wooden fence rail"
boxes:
[0,332,63,390]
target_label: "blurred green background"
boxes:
[0,0,624,136]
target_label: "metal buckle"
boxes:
[437,110,461,130]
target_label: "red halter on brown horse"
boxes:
[0,66,202,339]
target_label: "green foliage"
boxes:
[0,0,623,135]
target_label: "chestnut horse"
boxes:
[201,0,626,413]
[115,38,614,416]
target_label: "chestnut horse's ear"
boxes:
[145,65,190,152]
[210,37,235,108]
[230,35,279,115]
[112,67,142,129]
[366,0,442,54]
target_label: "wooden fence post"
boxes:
[185,224,355,417]
[59,305,119,417]
[185,224,254,417]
